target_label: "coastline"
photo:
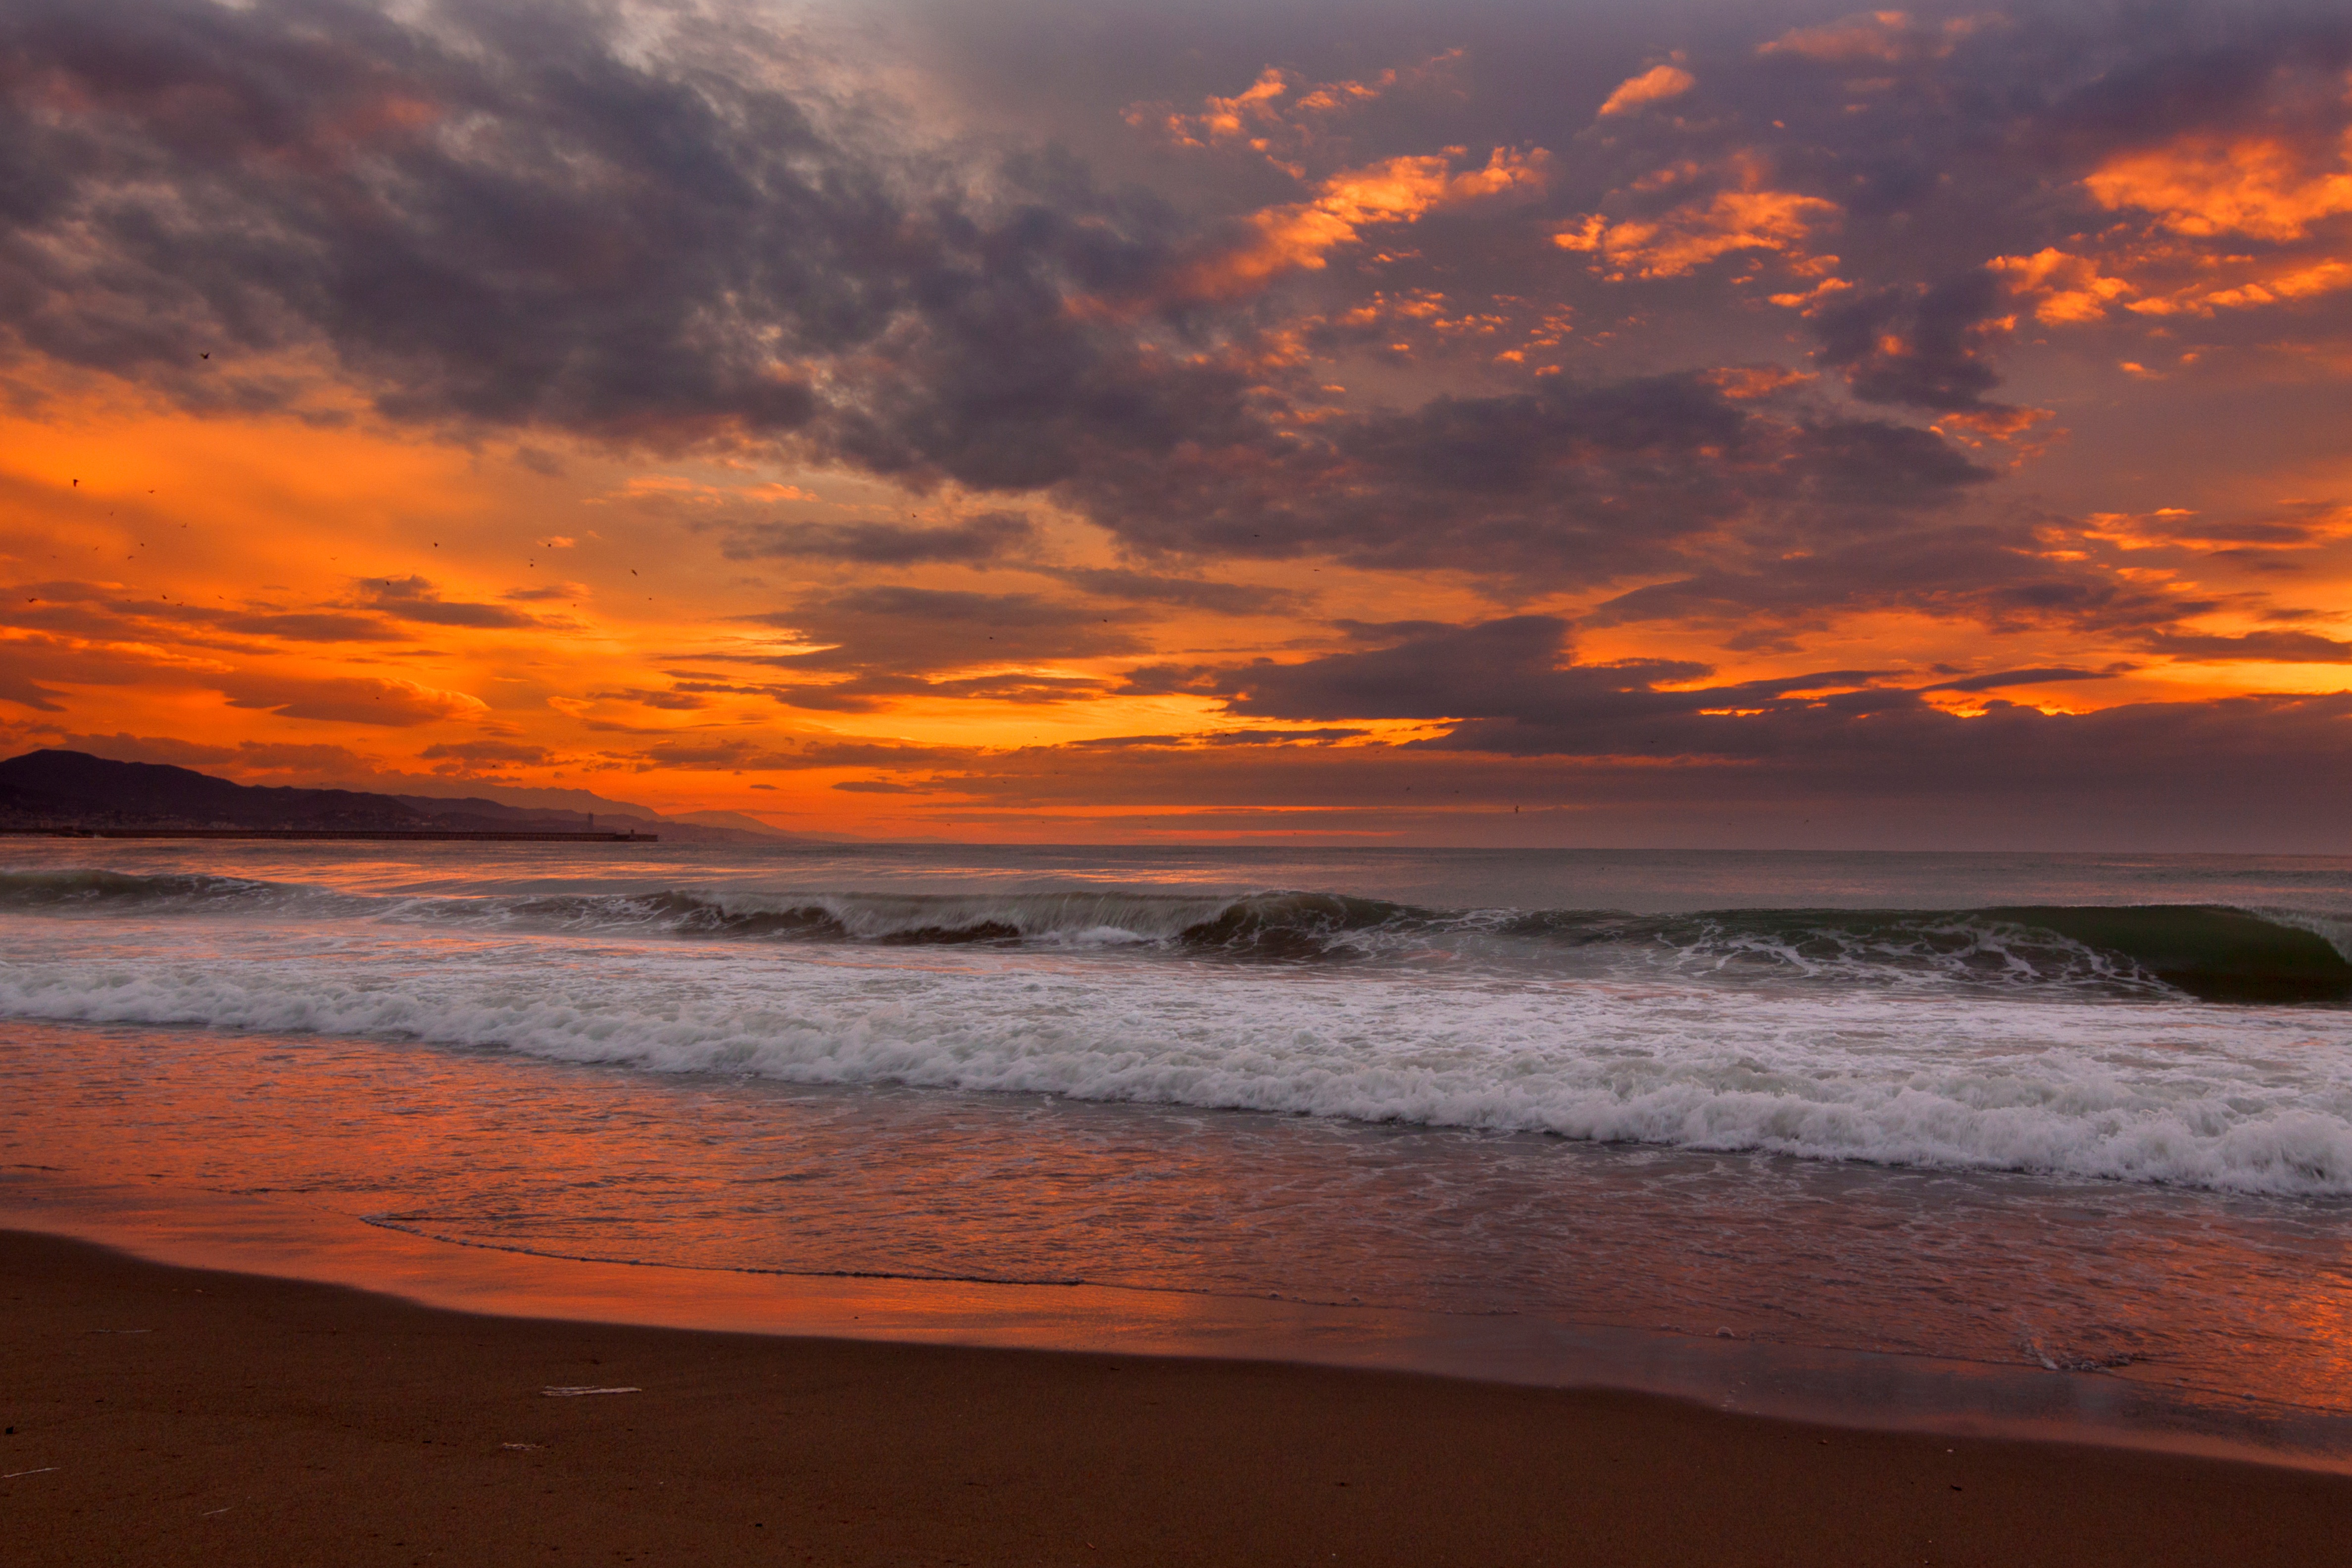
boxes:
[8,1228,2350,1568]
[11,1174,2350,1475]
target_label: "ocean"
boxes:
[4,841,2351,1462]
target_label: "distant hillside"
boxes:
[0,751,795,842]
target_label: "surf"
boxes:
[6,869,2346,1004]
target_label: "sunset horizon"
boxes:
[7,0,2350,850]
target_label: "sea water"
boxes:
[3,841,2350,1457]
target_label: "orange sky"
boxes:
[4,2,2351,846]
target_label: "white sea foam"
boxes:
[6,922,2352,1197]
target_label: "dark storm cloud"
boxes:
[1129,616,1706,723]
[1117,619,2352,830]
[1054,375,1994,580]
[1040,567,1305,616]
[0,0,2008,597]
[6,0,2350,630]
[0,0,838,436]
[2034,16,2352,152]
[1147,615,1932,753]
[718,513,1037,567]
[0,0,1267,481]
[587,674,2352,849]
[1583,526,2221,642]
[1809,271,2014,415]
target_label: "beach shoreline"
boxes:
[6,1227,2349,1567]
[11,1174,2348,1478]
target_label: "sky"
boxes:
[3,0,2351,847]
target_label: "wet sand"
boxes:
[5,1228,2347,1567]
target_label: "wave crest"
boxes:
[4,869,2347,1002]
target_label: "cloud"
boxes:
[1987,248,2138,325]
[358,575,541,629]
[416,739,553,764]
[200,610,408,642]
[1808,270,2016,414]
[742,587,1145,672]
[2086,132,2352,243]
[0,628,232,706]
[1756,11,1991,67]
[1070,728,1370,748]
[7,0,2352,850]
[1041,567,1306,616]
[586,687,713,710]
[2,577,415,647]
[1555,168,1838,280]
[1128,617,1718,731]
[2140,630,2352,664]
[1053,373,1994,585]
[694,586,1142,709]
[719,512,1035,566]
[1177,147,1551,300]
[1921,667,2115,693]
[0,0,2265,625]
[1124,49,1469,165]
[1582,522,2215,642]
[218,674,487,726]
[1111,616,2352,828]
[0,672,67,712]
[1597,65,1695,119]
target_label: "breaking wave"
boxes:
[4,869,2347,1003]
[4,932,2352,1196]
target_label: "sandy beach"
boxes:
[5,1228,2347,1567]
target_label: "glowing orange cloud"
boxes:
[1139,66,1293,147]
[1556,161,1838,280]
[1987,248,2137,323]
[2086,134,2352,241]
[1180,147,1550,299]
[1991,241,2352,325]
[1597,64,1694,118]
[1126,50,1466,168]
